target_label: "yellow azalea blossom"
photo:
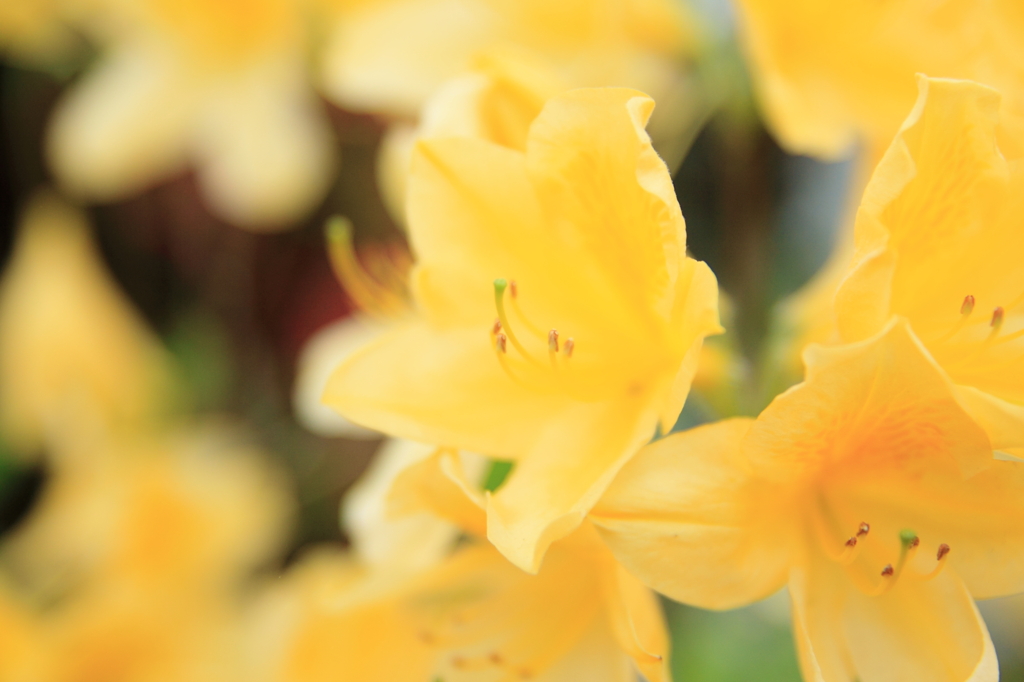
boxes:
[591,320,1024,682]
[46,0,335,228]
[250,448,670,682]
[835,76,1024,456]
[1,425,293,602]
[323,88,721,572]
[0,192,175,457]
[320,0,695,121]
[733,0,1024,158]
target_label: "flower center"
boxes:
[490,278,591,400]
[812,503,950,596]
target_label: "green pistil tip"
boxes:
[899,529,919,548]
[326,215,352,244]
[493,278,508,294]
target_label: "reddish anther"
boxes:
[509,280,518,299]
[548,329,559,352]
[881,564,894,577]
[961,295,975,315]
[496,333,508,353]
[937,544,951,561]
[845,537,857,548]
[492,318,503,335]
[991,306,1005,328]
[857,522,870,537]
[563,338,575,358]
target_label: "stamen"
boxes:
[548,329,559,353]
[492,319,502,335]
[563,338,575,358]
[325,216,408,318]
[509,280,518,299]
[865,529,919,596]
[857,522,870,537]
[916,543,951,581]
[495,333,508,354]
[934,296,975,344]
[493,279,541,365]
[961,295,975,316]
[990,307,1005,338]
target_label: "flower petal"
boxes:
[590,418,793,609]
[322,321,563,457]
[387,447,488,538]
[486,397,659,573]
[47,43,193,201]
[194,61,336,228]
[602,563,671,682]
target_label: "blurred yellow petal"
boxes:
[602,563,671,682]
[343,439,463,572]
[193,60,336,230]
[47,44,194,202]
[0,193,175,456]
[733,0,1024,158]
[388,446,488,538]
[591,418,792,610]
[293,316,385,439]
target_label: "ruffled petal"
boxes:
[591,418,792,609]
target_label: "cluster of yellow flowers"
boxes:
[0,0,1023,681]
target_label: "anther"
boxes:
[564,338,575,358]
[496,333,508,353]
[492,318,502,335]
[857,522,870,537]
[548,329,559,352]
[991,306,1005,332]
[961,295,975,316]
[845,537,857,548]
[881,564,894,577]
[509,280,518,299]
[937,544,950,561]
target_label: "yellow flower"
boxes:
[320,0,696,120]
[46,0,335,228]
[323,88,720,572]
[0,192,175,456]
[835,76,1024,457]
[733,0,1024,158]
[251,448,670,682]
[591,320,1024,682]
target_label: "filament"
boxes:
[325,216,408,319]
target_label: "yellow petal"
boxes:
[323,322,563,457]
[602,563,671,682]
[591,418,792,609]
[487,397,659,573]
[293,316,386,439]
[47,44,193,201]
[387,446,488,538]
[193,59,336,228]
[343,439,462,572]
[762,319,993,480]
[952,385,1024,452]
[836,76,1024,422]
[0,193,176,455]
[792,554,997,682]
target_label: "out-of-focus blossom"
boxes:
[835,77,1024,457]
[0,0,82,66]
[592,320,1024,682]
[0,193,175,457]
[251,447,670,682]
[323,88,720,572]
[46,0,335,229]
[0,191,295,681]
[733,0,1024,158]
[320,0,696,121]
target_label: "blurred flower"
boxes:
[46,0,335,229]
[0,191,295,681]
[834,76,1024,458]
[250,446,670,682]
[320,0,696,120]
[0,192,176,458]
[592,320,1024,682]
[322,88,720,572]
[0,0,83,67]
[733,0,1024,158]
